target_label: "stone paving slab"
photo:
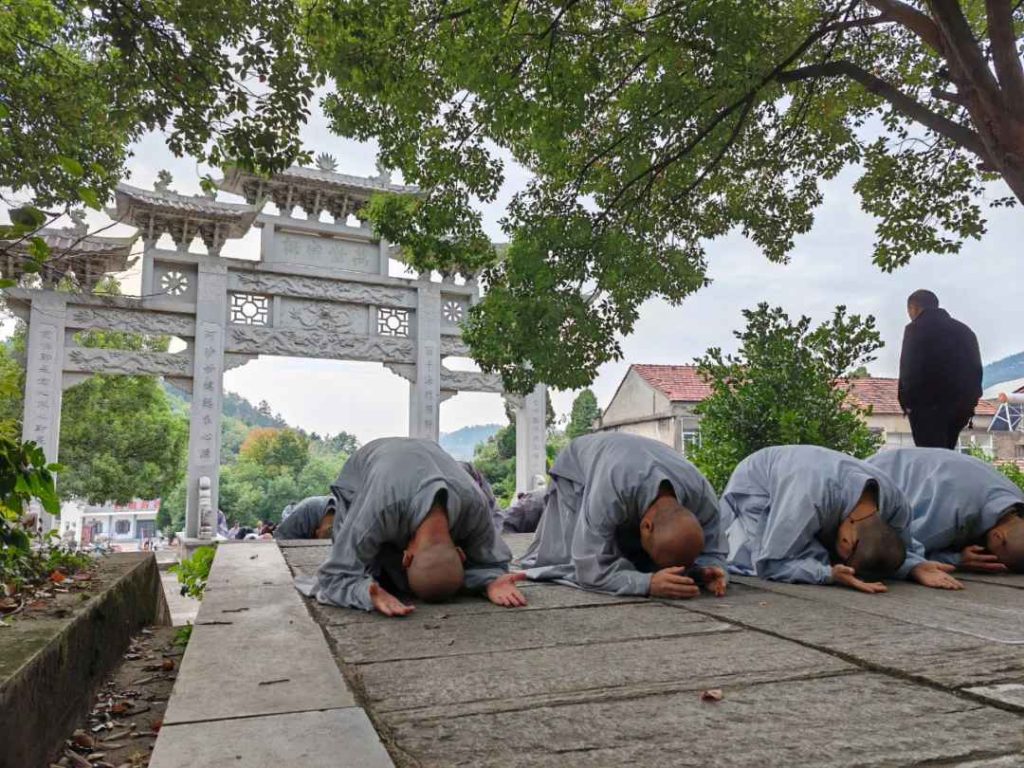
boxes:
[386,673,1022,768]
[204,540,294,589]
[280,539,1024,767]
[308,581,648,627]
[355,630,851,715]
[670,583,1024,691]
[151,709,393,768]
[164,576,354,725]
[327,602,737,663]
[731,574,1024,644]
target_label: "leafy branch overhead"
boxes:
[307,1,1023,391]
[1,0,319,212]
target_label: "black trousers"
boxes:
[908,403,974,449]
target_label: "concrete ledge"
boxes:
[151,541,393,768]
[0,552,167,768]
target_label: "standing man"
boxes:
[898,290,982,449]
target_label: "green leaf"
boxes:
[78,187,101,210]
[58,156,84,177]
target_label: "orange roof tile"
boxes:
[631,364,713,402]
[844,377,997,416]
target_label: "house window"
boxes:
[958,434,994,458]
[681,430,701,456]
[1014,444,1024,459]
[92,521,103,534]
[115,520,131,535]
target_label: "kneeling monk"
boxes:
[274,495,336,540]
[520,432,728,599]
[722,445,962,593]
[868,447,1024,573]
[308,438,526,616]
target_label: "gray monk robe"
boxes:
[519,432,727,595]
[311,437,513,611]
[721,445,926,584]
[274,495,336,540]
[868,447,1024,566]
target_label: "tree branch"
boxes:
[778,61,991,159]
[863,0,944,50]
[927,0,1003,100]
[985,0,1024,115]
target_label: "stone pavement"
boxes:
[281,535,1024,768]
[150,542,393,768]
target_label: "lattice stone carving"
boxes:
[160,270,189,297]
[229,293,270,326]
[377,307,409,337]
[442,300,465,324]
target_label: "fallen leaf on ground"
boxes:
[72,730,95,749]
[72,572,93,581]
[0,597,18,612]
[700,689,723,702]
[50,570,67,583]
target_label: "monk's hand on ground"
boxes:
[959,545,1008,573]
[369,582,415,617]
[830,564,887,594]
[910,561,964,590]
[649,567,700,599]
[700,566,728,597]
[486,572,528,608]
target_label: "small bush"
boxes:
[171,545,216,600]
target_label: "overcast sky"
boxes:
[14,103,1024,444]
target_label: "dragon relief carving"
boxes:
[287,303,358,332]
[68,307,195,337]
[440,368,504,393]
[65,348,193,377]
[227,326,415,364]
[230,272,413,307]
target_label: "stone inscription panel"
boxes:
[229,271,416,308]
[273,231,379,274]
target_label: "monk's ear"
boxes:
[455,546,466,564]
[402,549,414,569]
[639,516,654,535]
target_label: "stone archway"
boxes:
[5,162,547,540]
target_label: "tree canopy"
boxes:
[1,0,317,211]
[566,389,601,439]
[304,1,1023,392]
[688,303,884,492]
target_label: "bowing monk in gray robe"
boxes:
[722,445,962,593]
[274,495,336,540]
[520,432,728,599]
[868,447,1024,573]
[311,438,526,616]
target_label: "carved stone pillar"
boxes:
[21,292,67,531]
[184,263,228,539]
[409,280,442,441]
[514,384,548,495]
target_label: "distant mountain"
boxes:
[983,352,1024,390]
[163,383,288,429]
[440,424,502,461]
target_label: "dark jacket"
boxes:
[898,308,982,413]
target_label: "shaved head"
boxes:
[406,541,465,602]
[987,507,1024,572]
[641,499,705,569]
[846,514,906,579]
